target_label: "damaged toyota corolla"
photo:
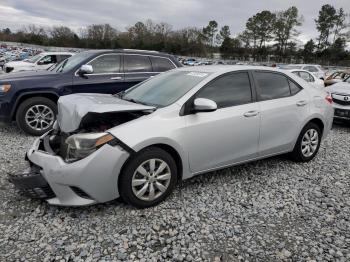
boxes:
[10,66,334,208]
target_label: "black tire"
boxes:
[119,147,178,208]
[16,97,57,136]
[289,122,322,162]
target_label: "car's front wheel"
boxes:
[119,147,178,208]
[290,122,322,162]
[16,97,57,136]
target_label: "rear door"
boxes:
[72,53,128,94]
[123,54,156,89]
[253,71,310,156]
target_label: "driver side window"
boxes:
[88,54,121,74]
[38,55,56,65]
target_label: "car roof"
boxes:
[176,65,288,74]
[39,51,75,55]
[82,49,172,57]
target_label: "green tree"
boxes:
[333,8,347,43]
[202,20,218,47]
[216,25,230,45]
[315,4,337,49]
[302,39,316,63]
[273,6,302,59]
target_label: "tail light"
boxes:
[325,94,333,104]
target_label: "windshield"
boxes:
[122,70,212,107]
[56,52,91,73]
[27,54,43,63]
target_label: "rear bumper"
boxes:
[10,132,130,206]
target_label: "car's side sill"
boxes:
[190,149,292,177]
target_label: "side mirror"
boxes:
[193,98,217,113]
[79,64,93,75]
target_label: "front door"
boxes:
[184,71,260,173]
[72,54,128,94]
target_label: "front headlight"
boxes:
[0,84,11,93]
[65,132,114,161]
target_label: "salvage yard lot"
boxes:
[0,124,349,261]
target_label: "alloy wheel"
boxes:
[131,158,171,202]
[25,104,55,131]
[301,128,319,157]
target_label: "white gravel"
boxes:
[0,123,350,261]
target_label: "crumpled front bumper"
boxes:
[9,133,130,206]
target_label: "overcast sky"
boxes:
[0,0,349,45]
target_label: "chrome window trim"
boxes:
[123,53,177,71]
[74,53,177,77]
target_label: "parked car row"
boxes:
[3,51,74,73]
[0,45,44,70]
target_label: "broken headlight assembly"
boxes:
[65,132,115,162]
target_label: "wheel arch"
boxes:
[119,142,185,184]
[306,117,325,135]
[11,91,59,120]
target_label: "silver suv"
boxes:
[10,66,334,208]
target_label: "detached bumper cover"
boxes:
[10,134,130,206]
[9,167,56,199]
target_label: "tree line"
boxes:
[0,4,349,65]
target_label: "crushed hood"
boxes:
[57,93,156,132]
[325,82,350,95]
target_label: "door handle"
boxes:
[296,100,308,106]
[110,76,122,80]
[243,111,259,117]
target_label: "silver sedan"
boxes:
[11,66,334,208]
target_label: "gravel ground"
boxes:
[0,123,349,261]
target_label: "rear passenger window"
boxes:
[197,72,252,108]
[299,71,314,82]
[289,80,302,95]
[255,72,290,100]
[150,57,175,72]
[124,55,152,72]
[89,54,121,73]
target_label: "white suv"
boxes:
[3,52,74,73]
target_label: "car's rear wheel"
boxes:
[290,122,321,162]
[16,97,57,136]
[119,147,177,208]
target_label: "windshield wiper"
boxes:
[113,90,125,98]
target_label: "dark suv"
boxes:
[0,49,181,135]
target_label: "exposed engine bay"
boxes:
[47,110,151,160]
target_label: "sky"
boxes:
[0,0,349,45]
